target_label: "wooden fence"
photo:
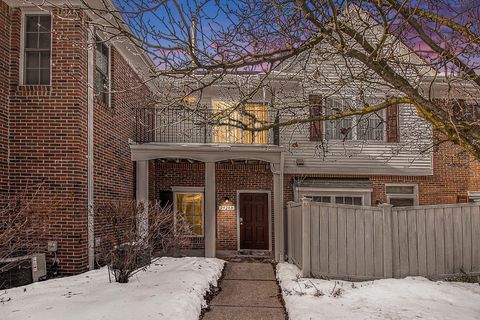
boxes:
[287,199,480,280]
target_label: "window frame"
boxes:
[211,100,270,144]
[20,10,53,86]
[295,187,372,206]
[322,97,387,142]
[385,183,419,207]
[172,186,205,237]
[95,34,112,108]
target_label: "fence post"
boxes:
[379,203,394,278]
[301,197,312,277]
[287,201,295,264]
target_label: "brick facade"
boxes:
[0,1,10,200]
[1,1,153,274]
[284,139,480,206]
[153,161,274,251]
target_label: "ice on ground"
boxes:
[277,262,480,320]
[1,257,225,320]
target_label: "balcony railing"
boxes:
[134,107,280,145]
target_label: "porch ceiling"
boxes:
[130,142,284,164]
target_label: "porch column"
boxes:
[136,160,149,238]
[273,155,285,261]
[205,162,216,257]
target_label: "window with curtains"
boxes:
[174,192,204,236]
[212,101,269,144]
[95,36,110,106]
[310,96,387,141]
[23,14,52,85]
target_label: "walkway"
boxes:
[203,262,286,320]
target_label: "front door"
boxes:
[239,193,269,250]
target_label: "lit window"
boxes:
[174,192,203,236]
[386,184,418,207]
[23,14,51,85]
[95,37,110,106]
[212,101,269,144]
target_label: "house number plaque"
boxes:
[219,205,235,211]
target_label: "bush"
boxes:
[95,201,191,283]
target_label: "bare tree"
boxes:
[0,185,55,286]
[31,0,480,159]
[94,201,191,283]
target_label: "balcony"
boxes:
[134,106,280,145]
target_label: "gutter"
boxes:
[87,26,95,270]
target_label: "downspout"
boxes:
[87,26,95,270]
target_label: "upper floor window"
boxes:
[95,37,110,106]
[23,14,51,85]
[324,98,384,141]
[212,101,269,144]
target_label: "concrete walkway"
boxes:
[203,262,286,320]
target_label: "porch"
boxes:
[131,143,285,261]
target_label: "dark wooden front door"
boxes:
[240,193,269,250]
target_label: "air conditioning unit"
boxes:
[0,253,47,288]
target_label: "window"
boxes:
[212,101,269,144]
[23,14,51,85]
[321,97,386,141]
[324,98,353,140]
[386,184,418,207]
[174,191,204,236]
[95,37,110,106]
[303,194,366,205]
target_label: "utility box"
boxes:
[31,253,47,282]
[47,240,57,252]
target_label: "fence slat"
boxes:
[471,206,480,273]
[416,209,427,275]
[444,207,454,274]
[426,208,436,275]
[407,209,419,275]
[364,209,375,277]
[346,208,356,276]
[374,210,384,277]
[398,209,409,277]
[311,205,320,275]
[462,206,472,272]
[328,206,338,275]
[355,208,365,276]
[453,206,463,273]
[391,209,400,278]
[338,207,347,275]
[319,206,329,273]
[434,208,446,275]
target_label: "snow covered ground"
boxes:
[277,262,480,320]
[1,257,225,320]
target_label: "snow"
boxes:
[277,262,480,320]
[1,257,225,320]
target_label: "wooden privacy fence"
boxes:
[287,199,480,280]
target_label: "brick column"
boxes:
[205,162,216,257]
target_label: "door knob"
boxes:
[239,217,243,225]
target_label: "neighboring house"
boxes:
[0,0,479,275]
[0,0,155,274]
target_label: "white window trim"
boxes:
[468,191,480,203]
[295,187,372,206]
[172,186,204,237]
[95,33,112,108]
[385,183,419,206]
[20,8,53,86]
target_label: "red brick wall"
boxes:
[0,2,10,199]
[4,3,154,274]
[215,163,273,250]
[8,7,90,274]
[153,161,274,251]
[284,139,480,206]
